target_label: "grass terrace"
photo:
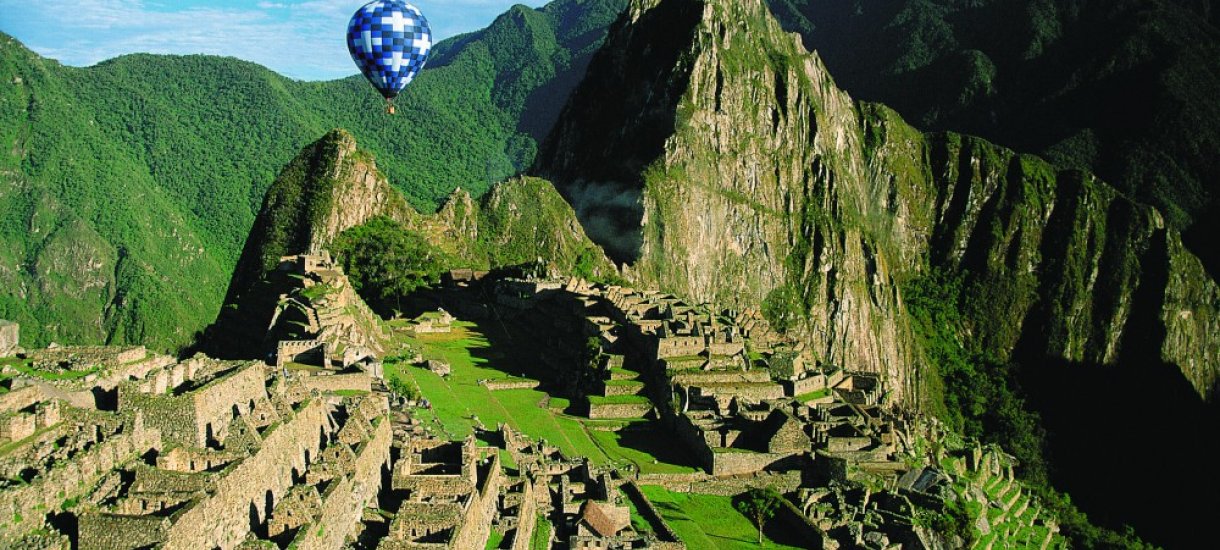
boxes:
[385,320,700,475]
[639,485,806,549]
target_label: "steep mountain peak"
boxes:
[206,129,415,358]
[537,0,1220,411]
[537,0,920,398]
[207,129,615,358]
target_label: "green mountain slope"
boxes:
[534,0,1218,545]
[206,129,612,359]
[765,0,1220,272]
[0,0,628,350]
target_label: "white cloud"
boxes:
[0,0,550,80]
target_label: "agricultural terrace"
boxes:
[384,319,699,475]
[640,485,807,549]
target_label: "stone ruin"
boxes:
[0,267,1067,549]
[372,435,502,549]
[411,308,455,334]
[493,426,685,550]
[0,320,20,357]
[266,252,389,368]
[0,333,393,550]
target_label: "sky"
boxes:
[0,0,550,81]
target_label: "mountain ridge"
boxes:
[206,129,613,359]
[0,0,629,350]
[533,0,1217,544]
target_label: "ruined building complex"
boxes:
[0,250,1064,549]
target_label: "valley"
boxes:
[1,0,1217,548]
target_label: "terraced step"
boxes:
[608,367,641,381]
[1010,495,1029,518]
[601,380,646,397]
[1002,487,1023,511]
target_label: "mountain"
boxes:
[534,0,1218,545]
[206,129,612,359]
[537,0,1218,401]
[765,0,1220,273]
[0,0,628,351]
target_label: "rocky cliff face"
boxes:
[209,130,611,358]
[438,177,617,277]
[535,0,1219,402]
[537,0,925,402]
[207,130,415,357]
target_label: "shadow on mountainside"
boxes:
[1019,357,1219,549]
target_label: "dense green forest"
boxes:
[903,271,1160,548]
[767,0,1220,272]
[4,0,1215,353]
[0,0,628,350]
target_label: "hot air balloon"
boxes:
[347,1,432,114]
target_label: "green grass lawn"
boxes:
[388,321,704,475]
[587,425,701,475]
[639,486,808,549]
[530,515,551,550]
[485,528,506,549]
[795,388,831,402]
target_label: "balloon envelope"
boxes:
[347,1,432,99]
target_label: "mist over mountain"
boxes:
[1,0,1217,546]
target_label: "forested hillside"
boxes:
[766,0,1220,271]
[0,0,627,350]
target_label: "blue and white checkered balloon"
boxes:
[347,1,432,101]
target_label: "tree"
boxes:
[333,216,452,313]
[736,486,783,544]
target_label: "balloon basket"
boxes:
[385,99,396,115]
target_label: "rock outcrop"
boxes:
[209,130,613,359]
[535,0,1220,402]
[439,177,617,277]
[207,130,414,357]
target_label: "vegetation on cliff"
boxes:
[767,0,1220,272]
[333,217,451,315]
[533,0,1218,545]
[0,0,628,350]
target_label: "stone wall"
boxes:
[276,340,328,369]
[709,450,793,477]
[0,321,18,356]
[300,373,371,394]
[1,413,161,545]
[122,361,266,448]
[670,370,771,385]
[588,402,653,419]
[638,471,803,496]
[27,346,147,370]
[788,373,829,396]
[509,477,537,550]
[600,381,645,397]
[156,448,244,473]
[484,380,541,391]
[77,514,171,550]
[0,399,56,443]
[655,336,705,360]
[826,437,873,453]
[692,382,785,401]
[292,416,391,550]
[620,481,685,548]
[0,387,42,415]
[161,399,331,549]
[450,452,502,550]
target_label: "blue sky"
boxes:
[0,0,549,81]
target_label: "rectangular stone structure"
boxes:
[0,320,17,357]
